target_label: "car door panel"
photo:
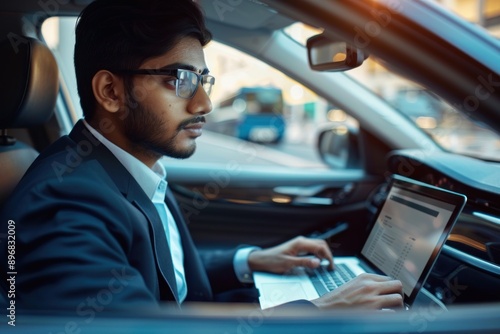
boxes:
[167,164,383,254]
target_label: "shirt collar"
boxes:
[83,120,167,201]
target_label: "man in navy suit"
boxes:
[0,0,403,313]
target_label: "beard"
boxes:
[122,89,204,160]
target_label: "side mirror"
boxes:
[307,33,368,72]
[317,124,360,169]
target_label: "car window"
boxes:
[435,0,500,37]
[284,19,500,162]
[42,10,500,165]
[346,59,500,161]
[204,41,357,166]
[41,17,81,124]
[42,17,358,169]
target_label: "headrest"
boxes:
[0,37,59,128]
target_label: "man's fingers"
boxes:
[286,255,321,269]
[353,274,404,308]
[291,236,334,269]
[353,274,403,295]
[379,279,403,296]
[357,273,398,283]
[375,293,404,309]
[312,273,404,310]
[286,255,335,271]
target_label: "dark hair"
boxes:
[74,0,212,119]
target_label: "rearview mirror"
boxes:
[307,33,368,72]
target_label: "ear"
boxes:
[91,70,124,113]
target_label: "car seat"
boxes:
[0,36,58,207]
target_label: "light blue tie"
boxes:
[152,180,187,302]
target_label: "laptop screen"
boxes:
[360,175,466,304]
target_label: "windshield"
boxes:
[283,1,500,162]
[346,59,500,161]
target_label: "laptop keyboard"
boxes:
[306,263,357,296]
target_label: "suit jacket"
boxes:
[0,120,244,312]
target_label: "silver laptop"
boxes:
[254,175,467,309]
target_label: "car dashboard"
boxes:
[385,149,500,305]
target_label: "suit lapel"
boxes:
[165,189,213,301]
[127,187,179,303]
[68,120,179,303]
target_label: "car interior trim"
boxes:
[442,245,500,276]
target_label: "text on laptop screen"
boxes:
[361,184,455,296]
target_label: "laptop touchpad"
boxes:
[258,282,307,308]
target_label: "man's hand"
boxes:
[247,236,403,310]
[248,236,333,274]
[310,273,404,310]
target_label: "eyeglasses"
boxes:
[112,68,215,99]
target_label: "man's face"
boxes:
[122,37,212,159]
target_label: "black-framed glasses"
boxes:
[112,68,215,99]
